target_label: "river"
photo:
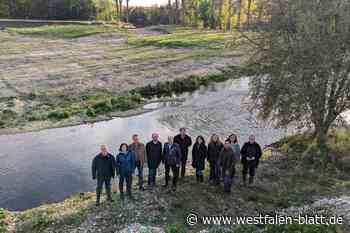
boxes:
[0,77,290,211]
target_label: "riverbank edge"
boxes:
[0,66,251,136]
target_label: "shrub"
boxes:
[111,95,141,111]
[6,100,15,108]
[48,110,70,120]
[92,100,112,114]
[1,109,17,120]
[86,107,96,117]
[0,121,5,128]
[31,212,54,231]
[165,224,187,233]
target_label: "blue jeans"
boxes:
[136,163,144,189]
[148,168,157,186]
[119,173,132,196]
[96,177,112,202]
[196,169,203,176]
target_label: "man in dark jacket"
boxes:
[219,140,237,192]
[174,128,192,178]
[163,136,182,191]
[146,133,162,187]
[92,145,115,206]
[240,135,262,186]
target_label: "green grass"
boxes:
[0,209,7,233]
[129,27,235,49]
[5,25,123,39]
[275,129,350,173]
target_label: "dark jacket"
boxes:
[146,140,162,169]
[207,141,223,164]
[115,151,136,177]
[92,153,115,180]
[174,134,192,162]
[219,147,236,176]
[192,143,207,170]
[240,142,262,164]
[163,143,182,166]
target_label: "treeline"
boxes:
[163,0,268,30]
[0,0,116,21]
[0,0,267,30]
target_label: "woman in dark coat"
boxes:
[207,134,223,185]
[192,135,207,183]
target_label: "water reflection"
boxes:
[0,77,289,210]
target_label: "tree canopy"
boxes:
[247,0,350,158]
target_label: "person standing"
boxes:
[207,134,223,185]
[146,133,162,187]
[192,136,207,183]
[219,140,238,193]
[116,143,136,200]
[163,136,182,191]
[92,145,116,206]
[174,128,192,178]
[129,134,147,191]
[228,134,241,165]
[240,135,262,186]
[227,134,241,185]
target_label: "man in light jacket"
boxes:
[129,134,147,191]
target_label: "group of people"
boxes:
[91,128,262,206]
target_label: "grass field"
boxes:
[0,24,248,133]
[5,24,125,39]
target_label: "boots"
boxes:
[196,174,200,183]
[243,174,247,187]
[200,175,204,183]
[127,192,135,201]
[106,187,114,203]
[96,189,101,207]
[249,176,254,186]
[120,192,125,201]
[163,176,169,187]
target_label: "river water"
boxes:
[0,77,290,211]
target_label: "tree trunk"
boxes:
[181,0,186,25]
[126,0,129,23]
[257,2,263,28]
[247,0,252,29]
[314,125,330,162]
[168,0,172,24]
[175,0,179,24]
[226,0,233,31]
[115,0,119,19]
[218,0,223,30]
[236,0,242,30]
[119,0,123,20]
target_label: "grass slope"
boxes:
[5,25,124,39]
